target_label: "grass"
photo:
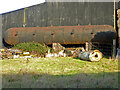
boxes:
[1,57,119,88]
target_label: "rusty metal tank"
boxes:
[4,25,116,45]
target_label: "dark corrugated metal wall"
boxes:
[2,2,114,36]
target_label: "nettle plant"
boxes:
[12,42,51,56]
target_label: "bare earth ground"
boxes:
[1,57,119,88]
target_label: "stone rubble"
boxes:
[0,46,85,60]
[0,49,36,59]
[0,43,104,61]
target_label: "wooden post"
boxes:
[86,42,92,51]
[114,0,116,31]
[0,15,2,49]
[112,39,116,59]
[89,42,92,50]
[86,42,88,51]
[119,25,120,49]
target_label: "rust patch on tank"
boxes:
[4,25,116,45]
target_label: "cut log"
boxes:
[78,50,102,62]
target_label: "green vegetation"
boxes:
[12,42,51,56]
[1,57,119,88]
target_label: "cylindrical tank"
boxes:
[4,25,116,45]
[78,50,102,62]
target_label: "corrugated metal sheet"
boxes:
[2,2,114,32]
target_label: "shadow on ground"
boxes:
[2,72,119,88]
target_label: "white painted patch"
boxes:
[47,49,51,54]
[23,52,30,55]
[54,53,59,57]
[25,56,32,59]
[46,53,54,57]
[13,55,19,59]
[58,50,64,56]
[63,53,66,57]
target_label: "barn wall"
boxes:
[2,9,24,37]
[2,2,114,36]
